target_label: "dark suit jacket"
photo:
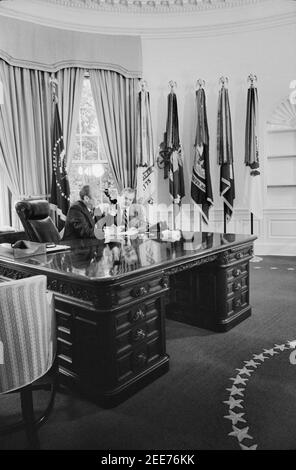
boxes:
[63,201,96,240]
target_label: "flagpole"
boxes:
[247,73,258,237]
[224,211,227,234]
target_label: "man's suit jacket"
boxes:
[63,201,96,240]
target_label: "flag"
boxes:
[244,85,263,220]
[217,86,235,223]
[166,92,185,204]
[50,102,70,232]
[191,88,213,224]
[136,89,156,206]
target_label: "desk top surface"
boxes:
[0,231,256,283]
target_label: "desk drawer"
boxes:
[116,275,168,306]
[226,275,248,297]
[114,298,162,333]
[116,337,162,383]
[226,291,249,317]
[225,261,249,282]
[116,314,160,356]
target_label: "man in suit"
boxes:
[63,185,97,240]
[95,187,147,235]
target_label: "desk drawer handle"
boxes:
[235,252,243,260]
[233,268,241,277]
[132,328,146,342]
[131,285,149,298]
[132,309,145,322]
[234,299,242,309]
[134,353,147,367]
[233,282,242,292]
[160,278,169,289]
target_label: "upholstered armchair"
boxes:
[15,199,61,244]
[0,275,57,449]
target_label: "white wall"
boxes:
[142,22,296,253]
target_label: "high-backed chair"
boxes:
[15,199,61,244]
[0,275,57,449]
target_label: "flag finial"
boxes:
[49,73,59,103]
[247,73,258,88]
[196,78,205,90]
[219,76,229,89]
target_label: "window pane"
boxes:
[81,136,98,161]
[72,139,82,162]
[68,77,115,205]
[80,80,98,136]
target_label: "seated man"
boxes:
[95,187,147,234]
[63,185,97,240]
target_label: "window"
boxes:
[68,78,116,204]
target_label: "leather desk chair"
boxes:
[0,275,57,449]
[15,199,61,244]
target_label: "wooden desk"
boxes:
[0,231,256,407]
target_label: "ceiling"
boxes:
[0,0,294,36]
[0,0,275,14]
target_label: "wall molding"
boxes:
[209,208,296,256]
[0,0,295,37]
[40,0,268,14]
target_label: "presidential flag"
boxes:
[136,88,156,206]
[50,102,70,232]
[244,84,263,220]
[217,86,235,223]
[191,88,213,224]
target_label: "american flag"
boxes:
[50,103,70,231]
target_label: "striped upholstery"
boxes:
[0,275,56,394]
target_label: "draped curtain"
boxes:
[89,70,139,191]
[0,60,84,227]
[0,166,10,227]
[56,67,84,170]
[0,60,52,226]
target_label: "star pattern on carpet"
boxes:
[263,348,279,356]
[274,344,289,351]
[224,410,246,425]
[244,360,260,368]
[252,353,267,361]
[235,366,253,376]
[226,385,245,397]
[228,426,253,443]
[230,376,248,386]
[223,397,244,410]
[239,443,258,450]
[224,339,296,450]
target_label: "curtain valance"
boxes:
[0,15,142,78]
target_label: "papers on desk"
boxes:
[46,244,71,253]
[161,229,182,242]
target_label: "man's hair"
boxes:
[122,187,135,196]
[79,185,91,200]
